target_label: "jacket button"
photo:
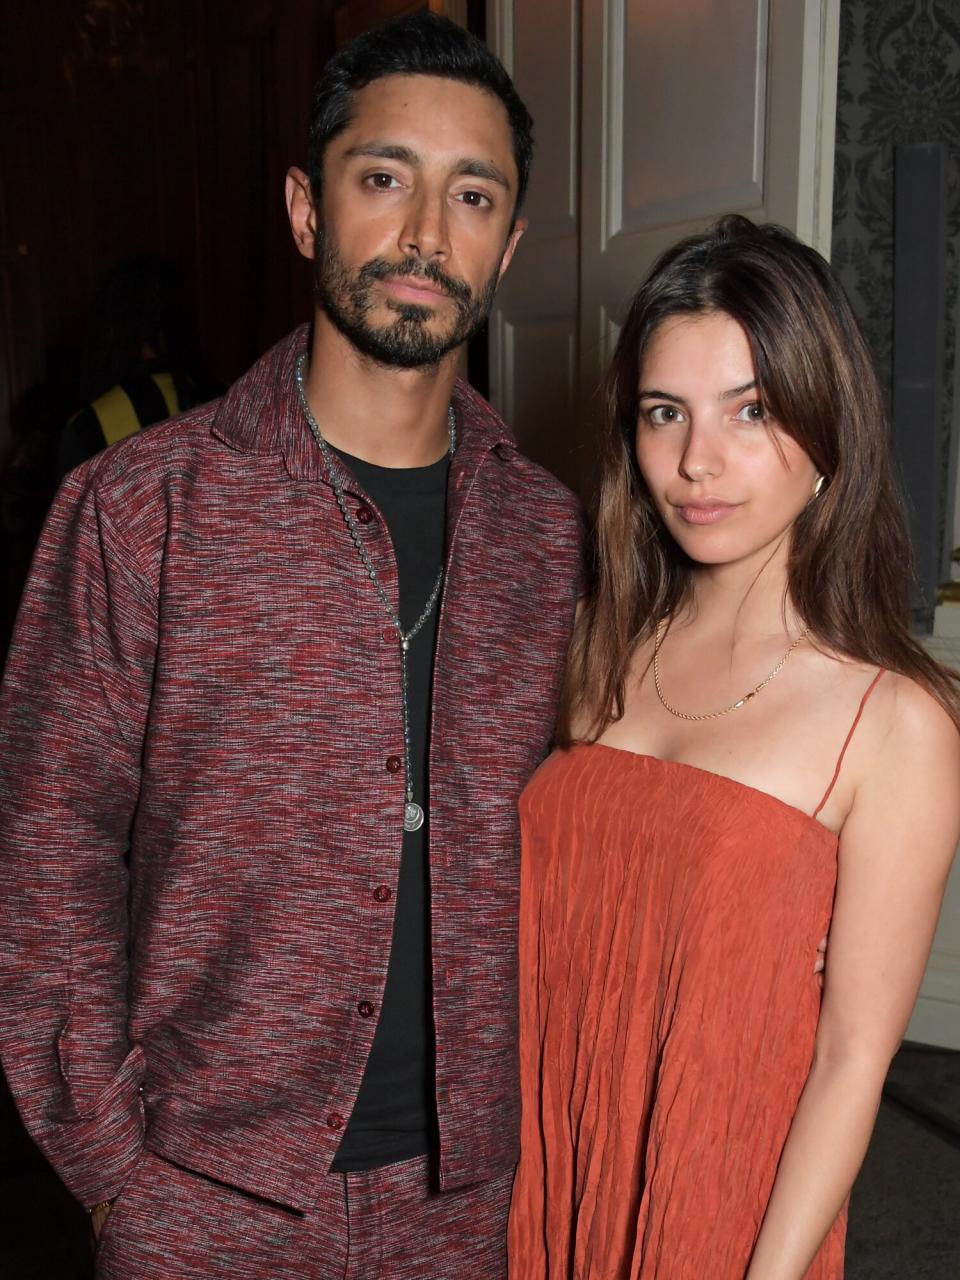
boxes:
[327,1113,344,1130]
[382,627,397,644]
[356,505,373,523]
[373,885,392,903]
[357,1000,375,1018]
[385,755,402,773]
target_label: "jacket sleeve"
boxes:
[0,469,157,1206]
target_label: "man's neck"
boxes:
[301,312,460,468]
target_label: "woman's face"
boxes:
[634,310,819,573]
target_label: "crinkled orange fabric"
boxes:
[508,744,846,1280]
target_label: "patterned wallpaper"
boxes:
[831,0,960,564]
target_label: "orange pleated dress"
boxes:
[507,690,880,1279]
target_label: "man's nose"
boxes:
[400,189,450,261]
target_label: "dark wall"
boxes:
[0,0,337,438]
[831,0,960,588]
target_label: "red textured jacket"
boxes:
[0,327,582,1211]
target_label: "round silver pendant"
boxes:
[404,802,425,833]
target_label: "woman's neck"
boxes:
[679,546,803,643]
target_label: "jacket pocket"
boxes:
[45,1043,147,1207]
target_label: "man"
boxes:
[0,13,581,1279]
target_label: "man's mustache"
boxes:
[357,256,473,305]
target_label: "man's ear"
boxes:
[497,217,528,282]
[285,166,319,261]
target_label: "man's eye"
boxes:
[367,173,401,190]
[735,401,766,423]
[457,190,492,208]
[647,405,683,425]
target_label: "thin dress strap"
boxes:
[812,669,886,819]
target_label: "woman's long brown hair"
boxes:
[556,214,960,744]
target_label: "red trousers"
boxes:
[94,1150,512,1279]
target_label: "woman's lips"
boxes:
[672,502,740,525]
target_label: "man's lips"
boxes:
[381,275,449,303]
[671,500,741,525]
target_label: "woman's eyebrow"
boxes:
[719,379,758,400]
[638,380,758,403]
[638,388,685,403]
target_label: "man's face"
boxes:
[294,74,526,369]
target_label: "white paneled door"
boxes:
[488,0,840,499]
[487,0,583,494]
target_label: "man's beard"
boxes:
[313,232,501,370]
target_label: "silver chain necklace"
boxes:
[295,352,455,833]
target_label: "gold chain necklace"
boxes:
[652,617,809,722]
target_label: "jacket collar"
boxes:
[211,324,516,484]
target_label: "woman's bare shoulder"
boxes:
[797,648,958,785]
[878,669,960,751]
[842,668,960,803]
[804,644,957,731]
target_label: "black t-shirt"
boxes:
[330,444,449,1172]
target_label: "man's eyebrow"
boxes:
[455,158,511,190]
[342,144,511,191]
[343,142,420,165]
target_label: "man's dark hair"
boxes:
[307,12,534,214]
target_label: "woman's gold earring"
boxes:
[813,475,825,498]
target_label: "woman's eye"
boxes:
[735,401,766,423]
[647,405,684,426]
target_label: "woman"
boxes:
[508,215,960,1279]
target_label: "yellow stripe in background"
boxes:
[152,371,179,418]
[91,385,141,446]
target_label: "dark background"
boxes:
[1,0,327,420]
